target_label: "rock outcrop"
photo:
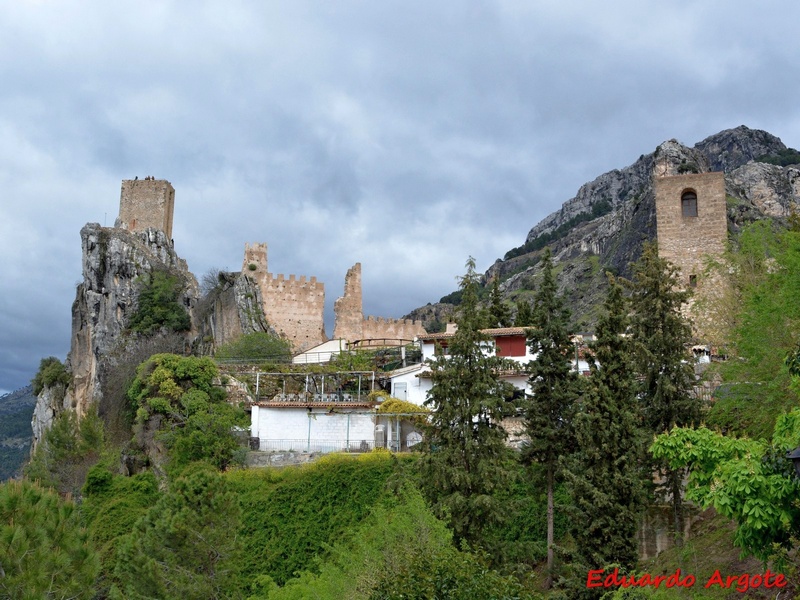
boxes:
[194,271,278,355]
[32,224,199,448]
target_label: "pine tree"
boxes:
[421,257,515,547]
[565,275,646,592]
[522,248,581,587]
[0,480,100,598]
[514,298,535,327]
[487,277,513,328]
[112,468,242,599]
[627,242,701,541]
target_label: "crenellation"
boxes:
[242,242,326,353]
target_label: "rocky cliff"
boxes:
[406,126,800,331]
[32,221,282,447]
[194,270,278,356]
[32,224,199,447]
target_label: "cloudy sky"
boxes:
[2,0,799,395]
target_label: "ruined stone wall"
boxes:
[333,262,426,343]
[333,263,363,341]
[242,243,326,352]
[116,179,175,238]
[654,172,727,290]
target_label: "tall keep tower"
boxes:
[654,171,727,291]
[116,179,175,238]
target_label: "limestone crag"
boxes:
[30,384,67,456]
[694,125,786,173]
[32,223,198,448]
[728,162,800,219]
[195,271,278,354]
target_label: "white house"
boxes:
[387,326,591,407]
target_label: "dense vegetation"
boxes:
[215,332,293,362]
[756,147,800,167]
[128,270,191,334]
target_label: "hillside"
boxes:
[406,125,800,331]
[0,386,36,480]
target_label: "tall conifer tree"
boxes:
[565,275,646,591]
[487,277,513,328]
[514,298,535,327]
[628,242,701,540]
[522,248,581,587]
[421,257,515,547]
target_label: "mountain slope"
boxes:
[0,386,36,480]
[406,125,800,331]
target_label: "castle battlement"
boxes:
[242,242,326,352]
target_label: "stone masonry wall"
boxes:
[116,179,175,238]
[242,243,326,352]
[360,316,426,343]
[654,172,727,290]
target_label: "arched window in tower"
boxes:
[681,190,698,217]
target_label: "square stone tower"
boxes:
[654,172,726,290]
[116,179,175,238]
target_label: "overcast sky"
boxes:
[2,0,800,395]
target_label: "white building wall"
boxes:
[252,406,375,452]
[389,365,431,406]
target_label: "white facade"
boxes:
[251,405,375,452]
[388,363,431,407]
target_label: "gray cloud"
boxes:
[2,0,800,392]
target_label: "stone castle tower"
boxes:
[654,171,727,291]
[116,178,175,238]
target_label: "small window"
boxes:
[681,191,698,217]
[689,274,698,288]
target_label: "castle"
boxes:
[116,179,425,353]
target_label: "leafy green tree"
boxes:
[627,242,701,540]
[487,277,513,328]
[129,270,191,334]
[0,479,100,598]
[522,247,581,587]
[112,468,242,599]
[564,276,646,594]
[31,356,71,395]
[420,257,516,547]
[651,407,800,562]
[127,354,246,471]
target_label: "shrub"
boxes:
[128,270,191,334]
[31,356,70,395]
[0,480,100,598]
[215,332,292,362]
